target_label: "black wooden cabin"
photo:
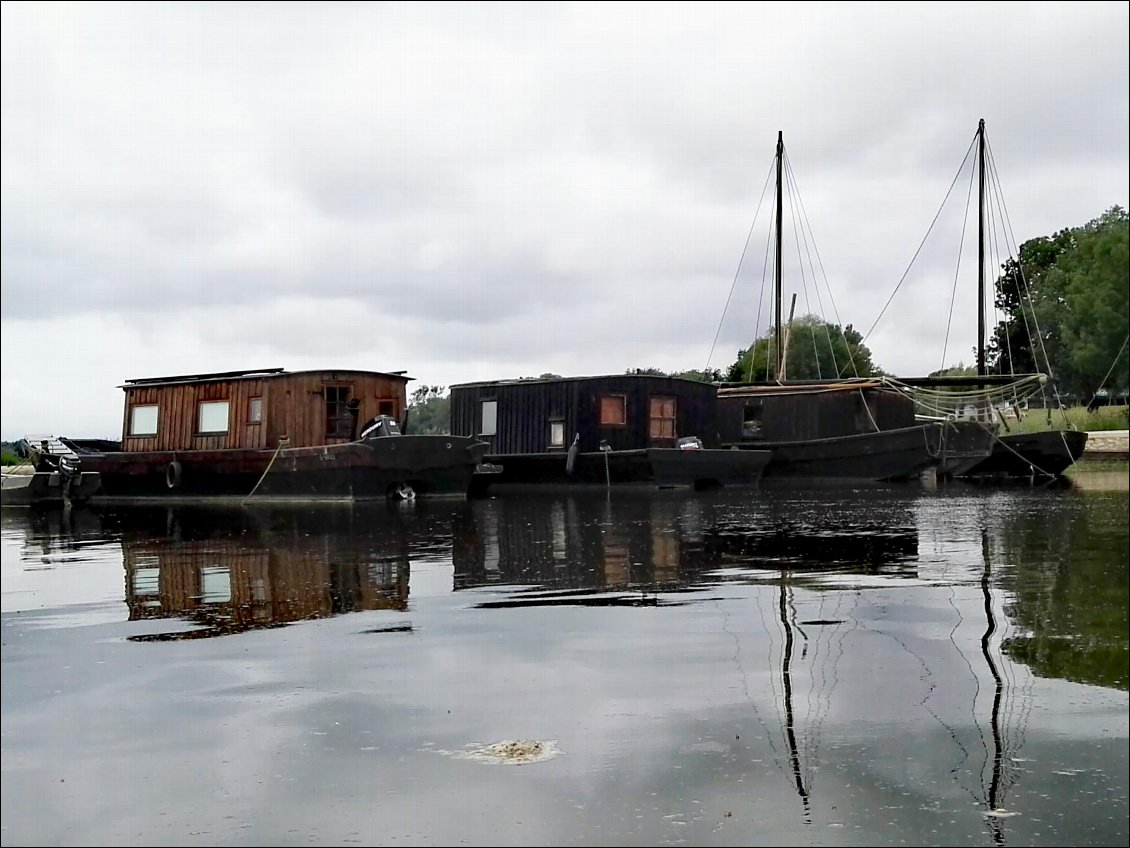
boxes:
[715,381,917,445]
[449,374,724,455]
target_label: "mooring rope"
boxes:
[242,437,290,504]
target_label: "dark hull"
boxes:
[934,420,997,478]
[728,423,944,482]
[482,448,771,491]
[1,471,102,506]
[958,429,1088,479]
[74,435,489,501]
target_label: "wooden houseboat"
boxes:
[39,367,490,501]
[714,379,988,482]
[449,373,771,491]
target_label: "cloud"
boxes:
[2,1,1127,438]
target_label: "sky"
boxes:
[2,1,1127,440]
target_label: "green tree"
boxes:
[987,227,1073,375]
[406,385,450,435]
[1052,207,1129,398]
[670,368,725,383]
[726,315,880,382]
[989,206,1128,399]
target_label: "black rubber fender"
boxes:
[166,460,183,489]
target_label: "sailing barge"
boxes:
[40,367,490,501]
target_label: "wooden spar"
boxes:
[775,130,784,380]
[977,118,986,378]
[780,292,798,381]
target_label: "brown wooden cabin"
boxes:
[449,374,724,455]
[715,380,917,444]
[118,367,410,452]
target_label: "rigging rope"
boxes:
[860,131,978,346]
[705,158,776,377]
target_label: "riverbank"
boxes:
[1081,429,1129,461]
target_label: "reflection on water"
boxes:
[121,507,410,640]
[5,504,412,640]
[452,490,921,602]
[1,486,1126,847]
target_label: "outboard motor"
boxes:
[360,414,402,439]
[58,455,82,502]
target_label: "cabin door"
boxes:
[649,396,677,447]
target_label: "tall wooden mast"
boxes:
[775,130,784,380]
[977,118,986,378]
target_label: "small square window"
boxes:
[198,400,230,434]
[248,397,263,423]
[549,420,565,448]
[600,395,626,425]
[130,405,158,436]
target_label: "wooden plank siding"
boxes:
[450,375,723,454]
[715,386,917,443]
[120,370,409,452]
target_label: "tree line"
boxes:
[987,206,1128,401]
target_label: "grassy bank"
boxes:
[1066,457,1128,476]
[1002,404,1127,435]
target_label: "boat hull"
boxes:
[73,435,490,501]
[958,429,1088,479]
[1,470,102,506]
[934,420,997,478]
[727,423,944,482]
[481,447,772,491]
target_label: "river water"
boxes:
[2,480,1127,847]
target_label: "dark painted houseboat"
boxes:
[449,373,771,491]
[41,367,489,501]
[714,379,968,482]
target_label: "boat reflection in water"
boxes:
[451,489,921,602]
[117,505,410,640]
[449,489,1047,840]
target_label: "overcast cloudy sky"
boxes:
[2,2,1127,439]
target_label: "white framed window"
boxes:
[198,400,230,434]
[201,565,232,604]
[248,397,263,423]
[130,405,159,436]
[480,400,498,436]
[549,420,565,448]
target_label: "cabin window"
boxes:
[549,419,565,448]
[325,385,353,438]
[131,567,160,604]
[130,405,159,436]
[248,397,263,424]
[379,399,395,417]
[198,400,230,434]
[200,565,232,604]
[600,394,626,426]
[480,400,498,436]
[649,396,677,439]
[742,401,764,440]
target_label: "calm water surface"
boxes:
[2,482,1127,847]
